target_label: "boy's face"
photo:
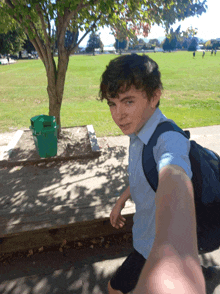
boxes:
[107,86,161,135]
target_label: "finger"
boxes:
[119,216,126,222]
[116,220,125,227]
[118,218,125,224]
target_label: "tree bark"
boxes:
[44,47,69,138]
[46,55,69,138]
[47,83,62,137]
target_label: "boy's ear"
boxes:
[150,89,161,108]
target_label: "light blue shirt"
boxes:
[128,108,192,259]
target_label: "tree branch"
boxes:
[64,0,101,28]
[4,0,15,9]
[42,3,51,39]
[5,0,45,65]
[35,4,51,50]
[71,13,102,53]
[35,3,56,76]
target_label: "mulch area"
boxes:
[8,126,96,163]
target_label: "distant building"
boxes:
[93,46,116,54]
[21,50,28,58]
[103,46,116,54]
[197,44,204,51]
[154,47,164,52]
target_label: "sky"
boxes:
[79,0,219,47]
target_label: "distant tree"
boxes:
[170,36,178,50]
[182,39,190,49]
[23,36,35,54]
[128,36,139,49]
[0,28,26,55]
[205,40,220,50]
[65,30,79,51]
[138,38,146,45]
[86,32,103,54]
[212,40,220,49]
[176,40,182,49]
[188,37,198,51]
[148,39,160,48]
[205,40,212,50]
[162,38,172,51]
[183,26,198,39]
[165,25,182,50]
[115,39,129,54]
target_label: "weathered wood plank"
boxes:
[0,201,135,237]
[0,213,134,254]
[0,134,131,253]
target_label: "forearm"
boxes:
[134,166,206,294]
[134,243,206,294]
[116,185,130,208]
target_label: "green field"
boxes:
[0,51,220,137]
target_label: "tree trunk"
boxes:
[47,84,62,137]
[46,53,69,138]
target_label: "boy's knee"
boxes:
[108,280,123,294]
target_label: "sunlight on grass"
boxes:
[0,51,220,135]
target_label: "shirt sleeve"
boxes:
[153,131,192,180]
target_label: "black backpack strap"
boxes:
[142,121,189,192]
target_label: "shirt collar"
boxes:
[128,108,167,145]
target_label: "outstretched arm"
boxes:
[133,165,206,294]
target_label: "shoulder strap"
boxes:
[142,121,189,192]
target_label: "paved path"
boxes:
[0,237,220,294]
[1,125,220,293]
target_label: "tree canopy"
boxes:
[0,0,208,134]
[0,27,26,55]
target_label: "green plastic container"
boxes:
[30,115,58,158]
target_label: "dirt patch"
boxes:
[0,232,132,264]
[8,126,99,163]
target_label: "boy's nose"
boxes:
[116,104,126,118]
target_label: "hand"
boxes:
[110,201,126,229]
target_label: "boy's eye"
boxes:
[107,102,115,107]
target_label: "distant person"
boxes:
[211,49,213,56]
[7,54,10,64]
[202,51,205,58]
[193,51,195,58]
[99,54,206,294]
[215,49,217,55]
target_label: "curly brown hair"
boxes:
[99,54,163,107]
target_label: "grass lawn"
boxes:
[0,51,220,137]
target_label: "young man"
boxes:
[99,54,206,294]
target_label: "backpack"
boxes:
[142,121,220,254]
